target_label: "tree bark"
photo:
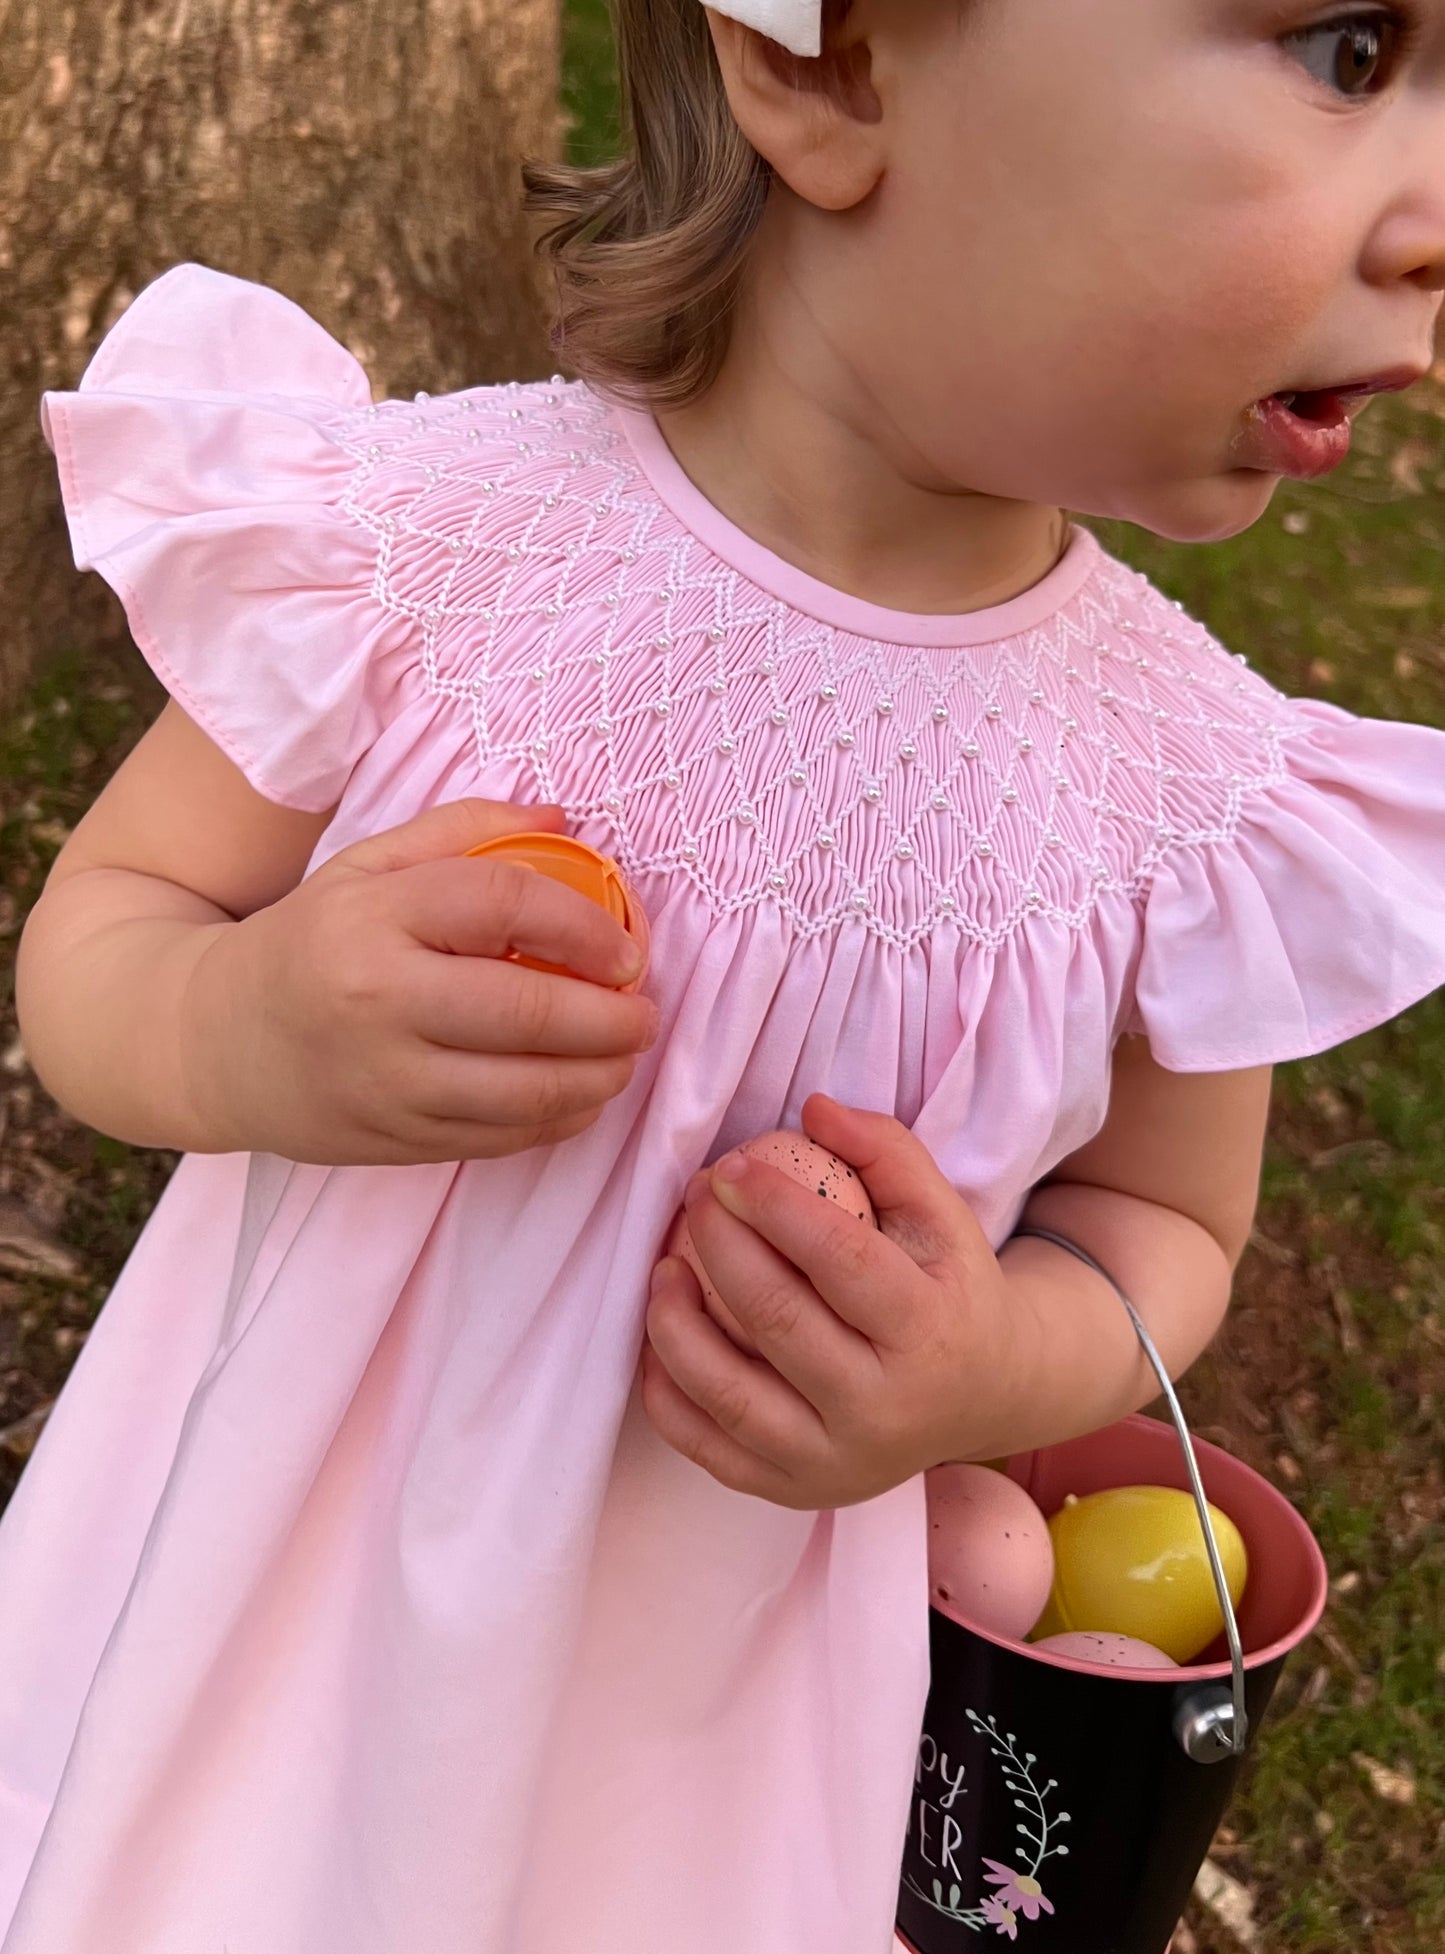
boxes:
[0,0,560,711]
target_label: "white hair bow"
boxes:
[705,0,822,57]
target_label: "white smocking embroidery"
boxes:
[334,381,1308,955]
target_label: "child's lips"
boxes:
[1315,365,1426,398]
[1229,363,1425,480]
[1230,391,1354,480]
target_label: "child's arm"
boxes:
[18,697,656,1163]
[16,699,337,1150]
[984,1037,1274,1457]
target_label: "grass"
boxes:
[0,12,1440,1951]
[562,0,621,166]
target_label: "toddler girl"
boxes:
[4,1,1444,1948]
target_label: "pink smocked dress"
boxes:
[2,264,1443,1954]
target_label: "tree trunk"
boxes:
[0,0,561,711]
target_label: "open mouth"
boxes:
[1268,367,1423,419]
[1234,390,1354,479]
[1236,367,1422,479]
[1268,388,1348,425]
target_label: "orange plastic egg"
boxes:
[463,832,650,993]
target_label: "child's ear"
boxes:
[705,7,885,213]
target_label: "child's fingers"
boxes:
[645,1269,826,1468]
[680,1186,879,1418]
[702,1155,910,1350]
[638,1336,811,1510]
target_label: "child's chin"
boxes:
[1115,470,1284,547]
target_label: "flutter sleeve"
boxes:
[1122,695,1445,1070]
[40,262,416,812]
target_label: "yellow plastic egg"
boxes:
[1029,1485,1249,1665]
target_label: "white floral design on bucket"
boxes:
[902,1708,1070,1938]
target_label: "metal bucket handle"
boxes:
[1010,1226,1249,1761]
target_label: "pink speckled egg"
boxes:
[664,1131,876,1357]
[1031,1631,1179,1671]
[925,1463,1054,1642]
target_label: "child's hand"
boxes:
[184,799,660,1165]
[640,1096,1013,1510]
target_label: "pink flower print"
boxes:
[981,1895,1019,1939]
[982,1859,1056,1921]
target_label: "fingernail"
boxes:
[713,1151,748,1185]
[650,1258,677,1295]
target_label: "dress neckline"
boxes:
[613,401,1101,649]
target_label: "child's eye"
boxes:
[1281,7,1423,98]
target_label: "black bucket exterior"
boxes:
[896,1415,1327,1954]
[897,1616,1289,1954]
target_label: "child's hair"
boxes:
[524,1,850,408]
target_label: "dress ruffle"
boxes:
[40,263,415,813]
[1125,696,1445,1069]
